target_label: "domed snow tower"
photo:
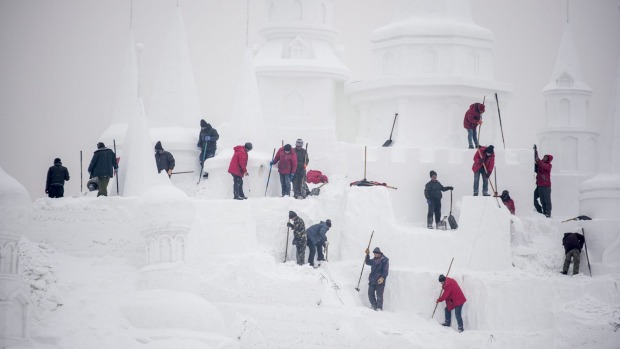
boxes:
[537,24,599,216]
[345,0,510,147]
[253,0,350,153]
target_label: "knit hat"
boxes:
[97,142,105,149]
[500,190,510,201]
[289,211,297,219]
[325,219,332,227]
[54,158,62,165]
[244,142,253,151]
[284,144,292,152]
[438,274,446,282]
[477,103,486,113]
[430,170,437,178]
[296,139,304,147]
[155,141,163,151]
[485,145,494,154]
[200,119,207,127]
[372,247,382,254]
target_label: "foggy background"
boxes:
[1,0,619,200]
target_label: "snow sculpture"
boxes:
[0,166,31,348]
[253,0,350,155]
[345,0,510,147]
[538,24,599,216]
[578,58,620,275]
[99,32,139,157]
[148,6,203,175]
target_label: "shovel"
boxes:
[382,113,398,147]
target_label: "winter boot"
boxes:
[441,323,450,327]
[560,271,568,275]
[203,172,209,178]
[458,328,464,333]
[428,224,433,229]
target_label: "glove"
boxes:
[447,186,454,190]
[377,277,384,285]
[270,161,274,166]
[427,199,432,205]
[289,173,294,181]
[287,222,294,228]
[204,136,211,141]
[365,248,370,255]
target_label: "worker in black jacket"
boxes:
[46,158,70,198]
[424,170,453,229]
[562,232,585,275]
[154,141,175,177]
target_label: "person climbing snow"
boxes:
[424,170,453,229]
[154,141,175,177]
[561,232,585,275]
[463,102,485,149]
[534,146,553,217]
[287,211,307,265]
[437,274,467,333]
[495,189,515,215]
[292,139,309,199]
[87,142,118,197]
[271,144,298,197]
[227,142,252,200]
[306,219,331,267]
[197,119,219,178]
[472,145,494,196]
[45,157,70,198]
[365,247,389,311]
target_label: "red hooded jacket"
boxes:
[437,277,467,311]
[472,146,494,175]
[228,145,249,177]
[536,155,553,187]
[272,147,298,175]
[463,103,485,129]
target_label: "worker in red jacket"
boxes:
[436,274,467,333]
[495,190,515,215]
[463,103,485,149]
[228,142,252,200]
[472,145,495,196]
[271,144,298,197]
[534,147,553,217]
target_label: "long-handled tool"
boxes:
[265,148,276,196]
[172,171,195,175]
[80,150,83,193]
[197,142,208,184]
[284,225,290,263]
[355,231,374,291]
[113,139,119,195]
[382,113,398,147]
[495,93,506,149]
[431,257,454,318]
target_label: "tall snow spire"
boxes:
[148,6,201,128]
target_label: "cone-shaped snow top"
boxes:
[148,7,201,128]
[544,24,591,92]
[0,166,32,236]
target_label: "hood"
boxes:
[469,103,485,114]
[544,154,553,163]
[233,145,246,152]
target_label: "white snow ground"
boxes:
[14,168,620,349]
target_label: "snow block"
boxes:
[457,196,512,271]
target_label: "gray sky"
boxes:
[1,0,619,199]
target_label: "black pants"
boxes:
[48,184,64,198]
[368,283,385,310]
[534,186,552,216]
[293,168,307,197]
[232,174,245,199]
[307,241,324,266]
[427,198,442,226]
[199,146,215,165]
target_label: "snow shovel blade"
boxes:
[448,215,458,230]
[382,139,393,147]
[577,215,592,221]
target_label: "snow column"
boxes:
[0,167,31,348]
[578,58,620,275]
